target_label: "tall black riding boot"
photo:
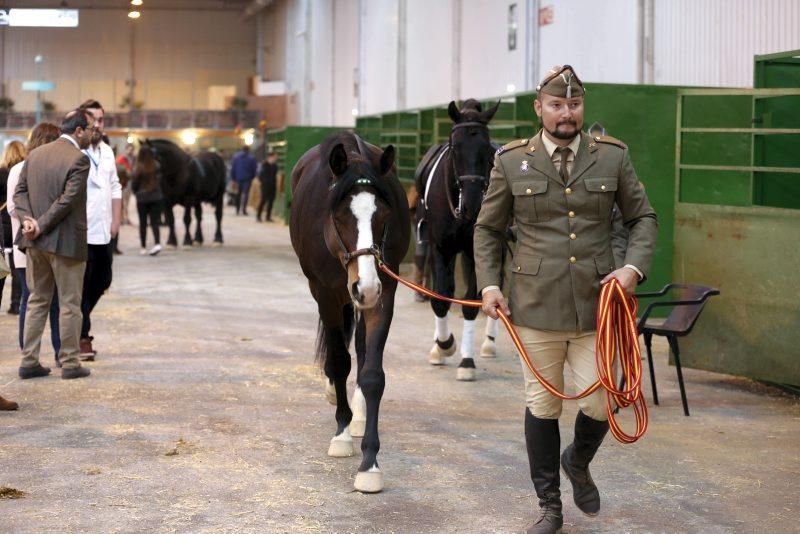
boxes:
[560,410,610,516]
[524,409,563,534]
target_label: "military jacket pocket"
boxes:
[511,252,542,276]
[584,177,618,220]
[512,180,549,223]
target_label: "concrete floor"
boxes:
[0,207,797,533]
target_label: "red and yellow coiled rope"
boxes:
[378,263,648,443]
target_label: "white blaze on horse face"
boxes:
[350,191,381,308]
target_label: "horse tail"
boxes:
[314,302,356,369]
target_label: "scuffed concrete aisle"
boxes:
[0,207,797,533]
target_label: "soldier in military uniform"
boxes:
[474,65,657,533]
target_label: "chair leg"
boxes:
[644,333,658,406]
[667,335,690,416]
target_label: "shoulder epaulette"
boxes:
[593,135,627,150]
[497,138,529,155]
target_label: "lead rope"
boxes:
[377,262,648,444]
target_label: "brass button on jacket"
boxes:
[565,187,573,195]
[568,211,575,218]
[569,233,576,240]
[569,256,577,264]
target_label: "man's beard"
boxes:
[92,130,102,146]
[545,120,579,140]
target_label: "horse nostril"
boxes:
[351,281,360,299]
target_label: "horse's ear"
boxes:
[447,101,461,123]
[329,143,348,176]
[481,100,501,123]
[379,145,395,175]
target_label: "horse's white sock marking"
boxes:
[435,315,450,342]
[485,317,498,339]
[350,192,380,306]
[461,319,476,358]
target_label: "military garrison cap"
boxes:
[536,65,585,98]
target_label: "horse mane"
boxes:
[321,131,395,211]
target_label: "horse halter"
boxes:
[328,177,389,268]
[448,120,491,218]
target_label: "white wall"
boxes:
[359,1,399,116]
[537,0,639,85]
[653,0,800,87]
[1,9,256,111]
[405,0,454,109]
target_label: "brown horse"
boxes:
[289,131,410,493]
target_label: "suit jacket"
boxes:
[13,137,90,261]
[474,131,658,331]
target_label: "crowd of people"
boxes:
[0,106,282,408]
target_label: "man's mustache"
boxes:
[557,120,577,127]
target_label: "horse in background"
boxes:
[414,99,501,381]
[290,131,410,493]
[138,139,225,247]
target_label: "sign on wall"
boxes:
[0,9,79,28]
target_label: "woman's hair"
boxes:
[0,140,27,169]
[132,144,159,193]
[27,122,61,152]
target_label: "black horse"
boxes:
[139,139,225,247]
[290,131,409,493]
[414,99,500,381]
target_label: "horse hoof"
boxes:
[211,242,223,248]
[354,468,383,493]
[480,338,497,358]
[327,429,354,458]
[350,419,366,438]
[350,387,366,437]
[429,335,457,365]
[456,365,477,381]
[324,380,336,405]
[165,244,177,251]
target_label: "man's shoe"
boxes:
[148,244,162,256]
[560,411,610,516]
[19,364,51,379]
[0,395,19,411]
[62,367,91,380]
[80,337,97,360]
[526,504,563,534]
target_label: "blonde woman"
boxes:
[0,140,25,314]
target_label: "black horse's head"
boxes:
[324,135,396,309]
[136,139,189,199]
[447,99,500,221]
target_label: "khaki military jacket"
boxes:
[474,131,658,331]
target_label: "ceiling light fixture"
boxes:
[130,0,143,6]
[128,10,140,19]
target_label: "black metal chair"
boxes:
[636,284,720,416]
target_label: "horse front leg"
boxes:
[321,305,355,459]
[182,206,193,247]
[354,290,395,493]
[193,203,204,245]
[428,248,457,365]
[164,204,178,248]
[350,311,367,438]
[456,252,480,381]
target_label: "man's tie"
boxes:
[556,146,570,184]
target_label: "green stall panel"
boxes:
[754,49,800,88]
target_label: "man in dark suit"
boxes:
[13,109,95,380]
[256,151,279,222]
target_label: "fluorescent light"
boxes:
[242,130,255,146]
[351,108,359,116]
[506,84,516,93]
[128,10,140,19]
[2,9,79,27]
[130,0,143,5]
